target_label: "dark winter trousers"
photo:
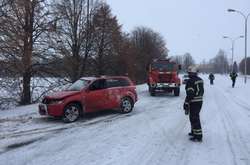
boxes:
[210,79,213,85]
[232,79,236,88]
[189,102,203,139]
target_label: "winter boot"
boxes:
[189,136,202,142]
[188,132,194,136]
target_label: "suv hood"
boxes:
[45,91,80,100]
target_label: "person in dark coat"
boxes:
[184,66,204,142]
[208,73,215,85]
[230,72,238,88]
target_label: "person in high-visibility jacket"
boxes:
[183,65,204,142]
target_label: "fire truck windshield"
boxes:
[151,63,175,71]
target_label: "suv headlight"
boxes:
[49,99,64,105]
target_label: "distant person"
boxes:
[183,65,204,142]
[230,72,238,88]
[208,73,215,85]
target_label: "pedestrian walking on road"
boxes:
[208,73,215,85]
[183,66,204,142]
[230,72,238,88]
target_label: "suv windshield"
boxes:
[67,79,90,91]
[151,63,175,71]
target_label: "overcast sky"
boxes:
[106,0,250,64]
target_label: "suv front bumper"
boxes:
[39,104,48,115]
[39,103,64,117]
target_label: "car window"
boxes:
[106,79,120,88]
[89,79,106,91]
[118,78,130,87]
[106,78,130,88]
[67,79,90,91]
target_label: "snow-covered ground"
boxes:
[0,74,250,165]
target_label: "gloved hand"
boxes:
[183,102,190,115]
[183,102,189,110]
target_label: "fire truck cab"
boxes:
[147,59,181,96]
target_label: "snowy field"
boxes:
[0,74,250,165]
[0,77,69,110]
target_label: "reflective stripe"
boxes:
[187,88,194,92]
[190,99,203,102]
[194,96,202,99]
[190,88,203,102]
[196,84,200,95]
[193,132,203,135]
[193,129,202,135]
[195,80,203,95]
[195,80,203,84]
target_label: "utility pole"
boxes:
[223,36,244,71]
[228,9,250,83]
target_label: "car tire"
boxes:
[120,97,134,113]
[62,103,81,123]
[174,87,180,96]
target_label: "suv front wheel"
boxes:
[63,103,81,123]
[120,97,134,113]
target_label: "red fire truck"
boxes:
[147,59,181,96]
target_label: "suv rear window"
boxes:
[106,78,130,88]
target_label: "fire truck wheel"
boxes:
[174,87,180,96]
[149,87,156,96]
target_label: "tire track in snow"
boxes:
[130,85,195,165]
[0,112,138,155]
[0,113,125,140]
[229,95,250,112]
[214,86,250,165]
[128,101,189,165]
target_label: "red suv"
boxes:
[39,76,137,122]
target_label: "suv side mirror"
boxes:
[88,83,100,91]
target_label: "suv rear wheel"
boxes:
[63,103,81,123]
[120,97,134,113]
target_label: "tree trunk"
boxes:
[20,1,34,105]
[21,71,31,105]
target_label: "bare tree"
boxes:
[0,0,52,105]
[130,27,168,83]
[211,49,229,74]
[49,0,102,82]
[182,53,195,71]
[90,3,123,76]
[239,57,250,75]
[172,55,183,66]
